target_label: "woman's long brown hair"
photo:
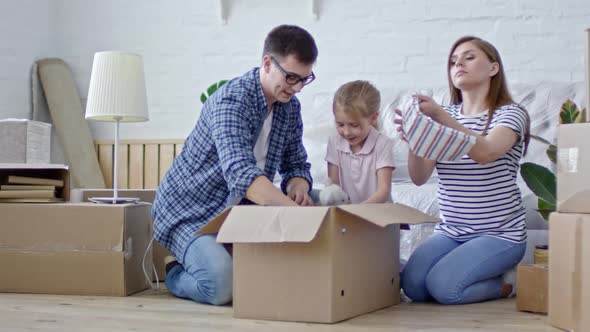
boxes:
[447,36,530,155]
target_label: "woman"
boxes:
[395,36,530,304]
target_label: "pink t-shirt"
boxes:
[325,127,396,204]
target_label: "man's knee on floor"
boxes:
[203,259,233,305]
[207,284,232,306]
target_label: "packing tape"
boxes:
[558,147,579,173]
[124,237,133,260]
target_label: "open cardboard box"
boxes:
[197,203,438,323]
[0,163,70,202]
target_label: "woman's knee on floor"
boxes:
[425,268,462,305]
[401,269,432,302]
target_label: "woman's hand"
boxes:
[393,100,437,185]
[393,109,406,141]
[416,94,445,121]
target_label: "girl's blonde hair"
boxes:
[333,80,381,128]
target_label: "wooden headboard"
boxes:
[94,139,184,189]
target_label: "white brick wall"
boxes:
[0,0,56,119]
[0,0,588,140]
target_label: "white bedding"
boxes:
[392,180,439,217]
[392,180,439,260]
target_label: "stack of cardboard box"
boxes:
[69,190,442,323]
[70,188,169,282]
[68,189,440,323]
[548,123,590,331]
[0,164,153,296]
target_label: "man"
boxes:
[152,25,318,305]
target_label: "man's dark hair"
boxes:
[263,25,318,65]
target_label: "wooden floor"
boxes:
[0,288,559,332]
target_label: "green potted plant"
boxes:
[520,99,587,220]
[200,80,228,104]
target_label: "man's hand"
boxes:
[286,178,314,206]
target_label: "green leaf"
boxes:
[206,83,218,96]
[537,197,555,221]
[560,99,580,124]
[520,162,556,205]
[200,80,229,105]
[546,144,557,164]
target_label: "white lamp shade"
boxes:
[85,51,149,122]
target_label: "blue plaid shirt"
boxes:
[151,67,313,262]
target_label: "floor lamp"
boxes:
[85,51,149,204]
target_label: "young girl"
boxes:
[325,80,395,204]
[395,36,530,305]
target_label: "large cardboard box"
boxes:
[0,119,51,163]
[198,203,438,323]
[548,212,590,331]
[574,218,590,332]
[516,264,548,314]
[0,163,70,202]
[70,189,168,282]
[549,213,576,330]
[0,202,152,296]
[557,123,590,213]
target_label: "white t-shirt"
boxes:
[254,112,273,171]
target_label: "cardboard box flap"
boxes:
[197,207,232,235]
[216,206,330,243]
[337,203,439,227]
[558,189,590,212]
[0,163,68,170]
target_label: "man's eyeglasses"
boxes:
[270,57,315,86]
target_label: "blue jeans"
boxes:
[401,233,526,305]
[165,234,233,305]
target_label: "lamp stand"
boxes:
[89,118,140,204]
